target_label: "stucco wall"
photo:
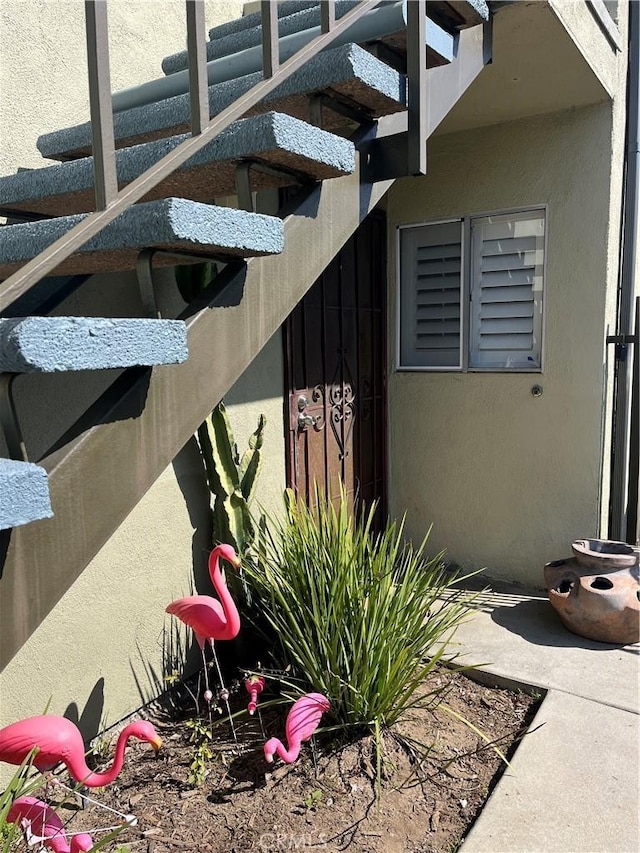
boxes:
[0,0,289,757]
[0,332,286,747]
[387,104,619,586]
[0,0,244,177]
[549,0,622,97]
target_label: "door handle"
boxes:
[297,393,319,431]
[298,411,317,429]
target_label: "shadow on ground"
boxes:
[488,596,640,654]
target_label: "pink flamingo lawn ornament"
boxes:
[245,675,266,715]
[165,543,241,739]
[7,796,94,852]
[0,716,162,787]
[264,693,330,765]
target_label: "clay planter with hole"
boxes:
[544,539,640,644]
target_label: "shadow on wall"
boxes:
[129,436,213,704]
[172,435,213,595]
[129,618,200,708]
[128,436,213,707]
[490,598,640,655]
[0,528,11,580]
[63,677,105,747]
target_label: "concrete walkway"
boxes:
[445,584,639,853]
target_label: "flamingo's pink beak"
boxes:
[150,735,163,752]
[229,555,241,571]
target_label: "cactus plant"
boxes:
[176,262,266,606]
[196,401,266,602]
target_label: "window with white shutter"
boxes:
[397,207,545,372]
[398,220,463,368]
[469,211,545,370]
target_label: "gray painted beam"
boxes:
[0,317,188,372]
[0,198,284,279]
[2,112,355,218]
[37,44,405,161]
[0,459,52,530]
[0,126,394,672]
[365,21,490,179]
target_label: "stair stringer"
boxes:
[0,131,395,672]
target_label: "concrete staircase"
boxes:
[0,0,490,667]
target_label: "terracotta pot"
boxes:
[545,539,640,645]
[571,538,638,571]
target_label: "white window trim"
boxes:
[396,204,548,374]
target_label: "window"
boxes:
[398,208,546,372]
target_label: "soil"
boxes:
[43,670,539,853]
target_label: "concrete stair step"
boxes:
[2,112,355,219]
[164,1,361,75]
[164,0,488,77]
[109,2,451,116]
[0,459,52,530]
[205,1,318,45]
[204,0,487,46]
[37,43,405,162]
[0,197,284,279]
[0,316,188,373]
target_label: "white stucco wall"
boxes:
[387,103,621,586]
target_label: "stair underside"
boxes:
[0,460,52,531]
[0,4,493,664]
[37,44,405,161]
[0,132,394,671]
[0,317,188,372]
[0,198,284,279]
[1,112,355,219]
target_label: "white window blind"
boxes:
[399,220,462,368]
[469,211,545,369]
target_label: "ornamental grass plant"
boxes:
[244,487,480,735]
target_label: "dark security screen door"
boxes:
[284,210,387,525]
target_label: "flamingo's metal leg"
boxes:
[256,707,266,740]
[210,641,238,745]
[310,735,320,777]
[200,646,212,700]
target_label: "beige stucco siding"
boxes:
[0,0,292,744]
[0,332,286,749]
[0,0,244,177]
[387,104,617,585]
[549,0,622,97]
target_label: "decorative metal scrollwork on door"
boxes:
[329,350,356,460]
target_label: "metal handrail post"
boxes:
[407,0,427,176]
[84,0,118,210]
[261,1,280,78]
[321,1,336,33]
[186,0,209,135]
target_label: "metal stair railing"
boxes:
[0,0,430,314]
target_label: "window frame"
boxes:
[396,204,548,374]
